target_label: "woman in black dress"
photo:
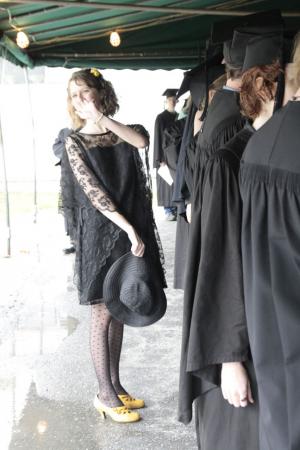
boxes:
[62,69,165,423]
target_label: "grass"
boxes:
[0,192,58,218]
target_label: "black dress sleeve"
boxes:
[186,153,250,385]
[52,127,72,161]
[65,136,117,213]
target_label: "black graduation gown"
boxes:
[173,103,197,210]
[162,118,190,289]
[172,105,197,289]
[153,109,178,206]
[187,89,246,202]
[179,127,258,449]
[179,88,246,424]
[163,118,186,180]
[240,101,300,450]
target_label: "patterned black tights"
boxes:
[90,303,127,407]
[109,317,128,396]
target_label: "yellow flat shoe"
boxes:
[118,394,145,409]
[93,395,140,423]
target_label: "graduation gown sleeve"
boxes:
[183,133,198,203]
[153,115,164,168]
[186,150,250,385]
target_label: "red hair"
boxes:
[240,62,281,120]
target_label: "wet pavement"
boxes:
[0,211,197,450]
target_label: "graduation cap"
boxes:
[240,32,285,112]
[177,43,224,108]
[242,33,283,72]
[162,89,178,97]
[211,9,283,43]
[223,31,253,69]
[177,63,224,108]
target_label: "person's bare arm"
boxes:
[77,99,149,148]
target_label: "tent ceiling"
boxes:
[0,0,300,69]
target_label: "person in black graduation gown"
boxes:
[178,32,282,450]
[173,66,225,289]
[179,36,247,429]
[239,34,300,450]
[172,101,197,288]
[153,88,178,220]
[194,42,283,450]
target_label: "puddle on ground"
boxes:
[0,315,79,358]
[1,380,100,450]
[0,314,82,450]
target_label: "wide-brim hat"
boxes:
[103,252,167,327]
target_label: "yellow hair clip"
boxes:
[90,68,101,78]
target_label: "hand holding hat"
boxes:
[127,226,145,257]
[103,252,167,327]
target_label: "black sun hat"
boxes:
[103,252,167,327]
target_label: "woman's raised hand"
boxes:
[221,362,254,408]
[76,99,102,122]
[127,226,145,257]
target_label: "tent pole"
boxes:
[0,128,10,256]
[23,66,38,224]
[0,54,11,257]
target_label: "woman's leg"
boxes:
[109,318,128,395]
[90,303,122,407]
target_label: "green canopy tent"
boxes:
[0,0,300,257]
[0,0,300,70]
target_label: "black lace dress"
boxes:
[61,126,166,305]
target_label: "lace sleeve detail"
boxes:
[65,136,117,213]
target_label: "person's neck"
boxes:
[283,63,299,105]
[166,106,176,113]
[80,118,106,134]
[226,78,242,91]
[252,100,274,130]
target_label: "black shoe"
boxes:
[63,246,76,254]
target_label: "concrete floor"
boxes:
[0,211,197,450]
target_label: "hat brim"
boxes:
[103,252,167,327]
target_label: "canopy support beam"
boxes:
[0,0,270,17]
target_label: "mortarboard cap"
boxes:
[177,65,224,108]
[177,45,224,108]
[162,88,178,97]
[223,31,253,69]
[242,33,283,72]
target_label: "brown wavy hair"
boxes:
[67,69,119,129]
[240,62,281,120]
